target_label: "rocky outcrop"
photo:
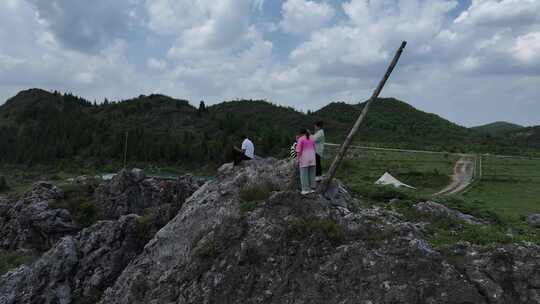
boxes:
[0,182,78,251]
[527,214,540,228]
[94,169,199,220]
[2,159,540,304]
[450,244,540,304]
[98,158,531,304]
[0,215,144,304]
[414,201,487,225]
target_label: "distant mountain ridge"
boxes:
[0,88,538,165]
[472,121,524,135]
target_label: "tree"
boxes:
[198,100,206,117]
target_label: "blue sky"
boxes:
[0,0,539,127]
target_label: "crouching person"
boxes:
[234,134,254,165]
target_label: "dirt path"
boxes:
[435,158,475,196]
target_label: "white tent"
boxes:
[375,172,416,189]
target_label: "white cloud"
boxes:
[455,0,540,26]
[147,58,167,70]
[25,0,144,52]
[0,0,539,126]
[513,32,540,63]
[280,0,335,35]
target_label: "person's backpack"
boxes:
[289,142,297,159]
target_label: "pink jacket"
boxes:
[296,135,316,168]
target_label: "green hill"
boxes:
[507,126,540,149]
[0,89,538,166]
[472,121,524,135]
[316,98,476,151]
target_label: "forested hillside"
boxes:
[0,89,538,166]
[315,98,477,151]
[472,121,524,135]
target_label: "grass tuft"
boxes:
[0,250,36,275]
[288,216,345,245]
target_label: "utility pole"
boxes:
[123,131,129,169]
[320,41,407,193]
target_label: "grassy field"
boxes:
[327,147,460,197]
[326,146,540,247]
[462,156,540,221]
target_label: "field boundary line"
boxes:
[324,143,474,157]
[325,143,540,160]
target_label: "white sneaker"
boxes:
[315,177,322,182]
[308,190,316,194]
[301,190,310,195]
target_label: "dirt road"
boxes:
[435,158,475,196]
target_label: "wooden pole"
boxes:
[319,41,407,193]
[123,131,129,169]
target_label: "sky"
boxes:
[0,0,539,127]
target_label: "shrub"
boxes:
[367,185,410,202]
[288,216,345,244]
[239,200,259,214]
[195,239,218,259]
[50,184,101,228]
[135,211,155,243]
[239,181,277,203]
[0,250,36,275]
[0,176,9,192]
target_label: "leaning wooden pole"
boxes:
[320,41,407,193]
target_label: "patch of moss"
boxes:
[0,176,9,193]
[288,216,345,245]
[50,183,101,228]
[195,239,219,259]
[239,181,277,203]
[0,250,36,275]
[239,200,259,215]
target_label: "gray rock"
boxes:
[94,170,199,220]
[0,182,78,251]
[414,201,486,225]
[100,159,485,304]
[527,214,540,228]
[3,159,540,304]
[0,215,144,304]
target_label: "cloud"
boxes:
[147,58,167,70]
[455,0,540,27]
[280,0,336,35]
[513,32,540,63]
[24,0,143,52]
[0,0,539,126]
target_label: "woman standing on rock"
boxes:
[296,128,317,195]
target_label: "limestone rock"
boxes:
[101,159,485,304]
[94,169,199,220]
[0,182,78,251]
[526,214,540,228]
[414,201,486,225]
[0,215,143,304]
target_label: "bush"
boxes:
[195,239,218,259]
[239,200,259,215]
[0,176,9,192]
[437,196,505,225]
[135,211,156,243]
[50,184,101,228]
[366,185,410,202]
[288,216,345,245]
[239,181,277,203]
[0,250,36,275]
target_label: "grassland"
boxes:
[462,155,540,221]
[328,147,459,197]
[327,146,540,247]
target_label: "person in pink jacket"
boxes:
[295,128,317,195]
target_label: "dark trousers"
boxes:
[316,153,322,177]
[233,150,252,165]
